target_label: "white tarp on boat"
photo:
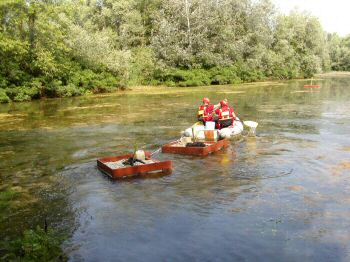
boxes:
[183,118,244,139]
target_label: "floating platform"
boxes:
[97,152,172,179]
[304,84,321,88]
[162,139,229,156]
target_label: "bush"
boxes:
[0,76,8,89]
[70,70,120,93]
[1,68,122,102]
[43,80,64,98]
[5,86,40,102]
[209,66,242,85]
[148,79,161,86]
[70,69,96,90]
[154,66,248,87]
[129,47,156,85]
[27,79,44,99]
[0,89,10,103]
[270,65,289,79]
[56,84,83,97]
[13,91,31,102]
[93,72,120,92]
[154,68,211,87]
[236,65,266,82]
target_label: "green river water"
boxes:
[1,75,350,261]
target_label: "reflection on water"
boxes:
[1,77,350,261]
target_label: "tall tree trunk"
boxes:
[184,0,192,50]
[28,8,36,62]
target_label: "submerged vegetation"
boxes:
[0,189,19,213]
[1,0,350,102]
[2,226,66,261]
[0,185,70,260]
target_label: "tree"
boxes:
[0,0,348,103]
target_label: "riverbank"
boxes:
[316,71,350,77]
[92,71,350,95]
[0,76,314,104]
[0,67,350,103]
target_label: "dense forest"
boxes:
[0,0,350,103]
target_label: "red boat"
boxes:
[304,84,321,88]
[162,139,229,156]
[97,152,172,179]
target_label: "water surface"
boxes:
[1,77,350,261]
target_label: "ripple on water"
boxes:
[1,80,350,260]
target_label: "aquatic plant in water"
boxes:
[0,190,19,212]
[2,225,66,261]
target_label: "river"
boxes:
[1,75,350,261]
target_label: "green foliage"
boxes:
[1,68,121,101]
[129,47,156,85]
[328,34,350,71]
[56,84,83,97]
[13,90,32,102]
[0,191,65,261]
[0,0,349,103]
[156,69,211,87]
[5,86,40,102]
[0,88,10,103]
[3,226,66,261]
[153,66,267,87]
[69,70,119,93]
[155,69,203,87]
[209,67,242,85]
[0,189,18,211]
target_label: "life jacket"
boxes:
[217,106,234,128]
[203,109,212,122]
[199,104,215,122]
[218,107,233,120]
[197,105,206,119]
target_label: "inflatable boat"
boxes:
[182,118,244,140]
[304,84,321,88]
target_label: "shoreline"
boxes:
[110,71,350,94]
[1,71,350,103]
[316,71,350,77]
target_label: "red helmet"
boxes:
[220,99,228,107]
[202,97,210,105]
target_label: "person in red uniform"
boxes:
[215,99,237,129]
[197,98,220,124]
